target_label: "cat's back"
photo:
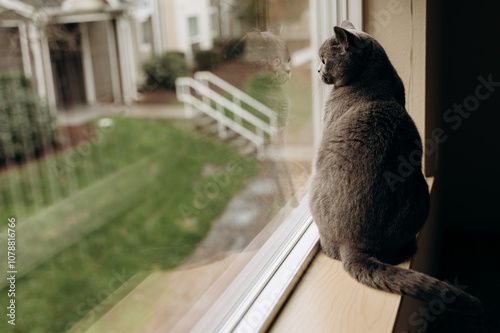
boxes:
[319,91,419,171]
[311,94,427,237]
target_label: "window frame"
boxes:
[190,196,318,333]
[188,1,362,331]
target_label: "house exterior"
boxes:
[0,0,223,111]
[156,0,242,58]
[158,0,214,58]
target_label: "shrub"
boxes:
[0,72,57,166]
[214,38,246,61]
[194,49,222,70]
[142,52,189,90]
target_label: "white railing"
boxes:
[194,71,278,130]
[176,73,278,153]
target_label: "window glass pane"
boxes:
[210,11,219,37]
[0,0,319,331]
[188,16,199,37]
[141,19,152,45]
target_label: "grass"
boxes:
[0,117,260,333]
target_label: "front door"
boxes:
[49,23,86,110]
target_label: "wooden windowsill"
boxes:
[270,177,435,333]
[269,252,409,332]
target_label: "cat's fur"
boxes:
[309,20,482,314]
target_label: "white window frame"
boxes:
[190,1,362,332]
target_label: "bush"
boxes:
[194,49,222,70]
[142,52,189,90]
[0,72,57,166]
[214,38,246,61]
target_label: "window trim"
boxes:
[190,196,319,333]
[233,213,320,332]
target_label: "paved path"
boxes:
[56,103,187,126]
[186,162,281,264]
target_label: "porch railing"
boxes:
[175,72,277,154]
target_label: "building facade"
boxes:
[0,0,221,110]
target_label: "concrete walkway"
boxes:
[186,161,281,264]
[56,103,187,126]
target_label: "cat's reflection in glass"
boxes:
[239,24,297,206]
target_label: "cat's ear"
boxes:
[340,20,356,30]
[333,26,364,52]
[268,23,283,36]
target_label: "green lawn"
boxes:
[0,117,260,333]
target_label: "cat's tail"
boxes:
[338,245,483,315]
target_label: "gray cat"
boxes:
[309,20,482,314]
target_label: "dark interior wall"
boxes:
[437,0,500,230]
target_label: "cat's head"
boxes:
[241,25,291,84]
[318,20,374,87]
